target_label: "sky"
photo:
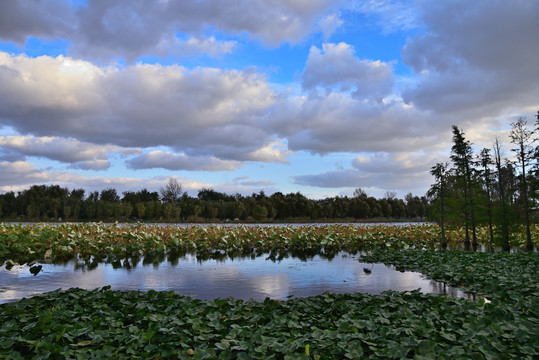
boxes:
[0,0,538,199]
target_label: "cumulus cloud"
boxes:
[0,0,75,43]
[0,49,442,171]
[293,151,445,195]
[0,148,25,162]
[318,13,344,40]
[351,152,446,175]
[166,36,237,58]
[302,43,394,101]
[163,0,343,46]
[401,0,539,118]
[245,140,292,163]
[126,151,241,171]
[0,52,282,162]
[0,0,342,61]
[0,159,271,196]
[0,135,124,170]
[0,160,211,194]
[269,93,445,155]
[0,161,50,190]
[217,176,277,195]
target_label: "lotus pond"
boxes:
[1,251,475,304]
[0,223,538,359]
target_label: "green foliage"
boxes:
[361,250,538,307]
[1,225,538,358]
[0,183,432,223]
[1,281,537,359]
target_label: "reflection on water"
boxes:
[0,252,475,303]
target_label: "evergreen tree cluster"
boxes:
[428,115,538,251]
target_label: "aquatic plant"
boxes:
[1,285,537,359]
[1,222,537,272]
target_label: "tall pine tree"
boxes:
[509,116,535,251]
[450,126,478,251]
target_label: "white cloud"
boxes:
[245,140,292,163]
[126,151,241,171]
[318,13,344,40]
[0,0,343,61]
[269,93,444,155]
[293,151,445,195]
[0,160,210,194]
[69,159,111,171]
[0,0,75,43]
[169,36,237,58]
[401,0,539,118]
[351,152,446,175]
[0,161,50,189]
[0,135,122,170]
[163,0,343,46]
[217,177,277,195]
[0,160,274,197]
[302,42,394,101]
[0,52,281,163]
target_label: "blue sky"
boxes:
[0,0,538,199]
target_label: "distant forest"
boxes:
[0,180,427,223]
[0,117,537,232]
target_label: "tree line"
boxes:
[0,178,428,223]
[428,114,538,251]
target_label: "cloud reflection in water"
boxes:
[0,252,473,303]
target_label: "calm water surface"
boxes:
[0,252,472,304]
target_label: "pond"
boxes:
[0,252,475,304]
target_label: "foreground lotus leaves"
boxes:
[0,223,538,358]
[0,285,536,359]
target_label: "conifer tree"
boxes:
[450,126,478,251]
[428,162,449,249]
[493,137,512,251]
[509,116,535,251]
[479,148,495,250]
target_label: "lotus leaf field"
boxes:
[0,222,538,359]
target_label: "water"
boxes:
[0,252,474,304]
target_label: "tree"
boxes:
[384,190,397,200]
[509,116,535,251]
[160,178,183,205]
[100,188,120,202]
[70,188,85,200]
[428,162,449,249]
[87,191,99,202]
[135,202,146,219]
[350,197,370,219]
[493,137,512,251]
[450,125,478,251]
[479,148,495,250]
[531,111,539,216]
[353,188,368,199]
[405,193,425,219]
